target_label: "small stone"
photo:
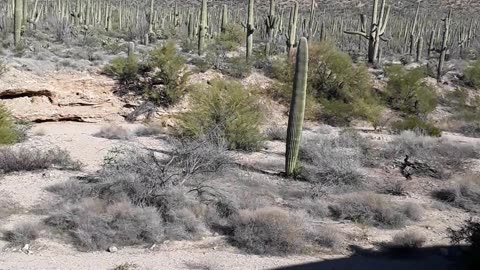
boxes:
[108,246,118,253]
[22,244,30,252]
[149,244,156,250]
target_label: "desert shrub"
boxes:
[221,57,253,79]
[307,225,344,250]
[448,219,480,270]
[111,263,139,270]
[2,223,41,246]
[464,59,480,89]
[383,131,477,178]
[179,79,264,151]
[103,55,139,84]
[391,116,442,137]
[0,147,82,173]
[309,42,383,126]
[230,207,307,255]
[432,175,480,212]
[387,230,427,254]
[45,199,163,251]
[382,180,407,196]
[105,41,188,107]
[264,125,287,141]
[214,24,244,52]
[0,104,18,145]
[134,125,163,137]
[298,131,369,189]
[94,125,131,140]
[444,87,480,137]
[0,58,7,76]
[329,192,422,228]
[385,65,437,117]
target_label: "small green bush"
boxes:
[103,55,139,84]
[0,104,18,145]
[179,79,264,151]
[214,24,244,52]
[385,65,437,116]
[464,59,480,89]
[222,57,253,79]
[391,116,442,137]
[448,219,480,270]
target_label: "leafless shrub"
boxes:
[264,125,287,141]
[307,225,345,250]
[0,147,82,173]
[382,180,407,196]
[44,17,72,42]
[111,263,139,270]
[299,131,368,188]
[230,207,307,255]
[3,223,41,246]
[94,125,131,140]
[295,198,330,218]
[134,125,163,137]
[45,198,163,251]
[386,230,427,254]
[383,131,478,178]
[432,175,480,212]
[329,192,423,228]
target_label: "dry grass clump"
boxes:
[134,124,163,137]
[383,131,478,178]
[298,130,369,189]
[264,125,287,142]
[94,125,131,140]
[230,207,307,255]
[432,175,480,212]
[329,192,423,228]
[2,223,41,246]
[0,147,82,173]
[386,230,427,254]
[111,263,139,270]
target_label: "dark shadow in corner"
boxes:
[272,245,466,270]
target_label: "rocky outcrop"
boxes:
[0,68,128,122]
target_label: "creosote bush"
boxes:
[387,230,427,254]
[179,79,264,151]
[214,24,244,52]
[432,175,480,212]
[391,116,442,137]
[329,192,422,228]
[0,104,18,145]
[2,223,41,246]
[0,147,82,173]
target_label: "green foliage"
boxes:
[103,55,139,84]
[385,65,437,116]
[222,57,252,79]
[179,79,264,151]
[214,24,244,52]
[271,43,382,126]
[104,41,188,107]
[391,116,442,137]
[465,59,480,89]
[0,104,18,145]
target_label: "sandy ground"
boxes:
[0,121,475,270]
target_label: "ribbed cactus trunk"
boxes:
[221,4,228,33]
[416,35,423,62]
[427,29,435,58]
[285,37,308,176]
[14,0,23,47]
[265,0,276,56]
[246,0,255,61]
[437,10,451,82]
[286,2,298,60]
[198,0,207,55]
[148,0,154,34]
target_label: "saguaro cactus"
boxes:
[286,1,298,59]
[437,10,451,82]
[285,37,308,176]
[14,0,23,46]
[221,4,228,33]
[416,35,423,62]
[344,0,390,64]
[265,0,277,56]
[198,0,207,55]
[245,0,255,61]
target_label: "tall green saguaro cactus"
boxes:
[265,0,277,56]
[344,0,390,64]
[221,4,228,33]
[14,0,23,47]
[286,1,298,59]
[437,10,451,82]
[245,0,255,61]
[285,37,308,176]
[198,0,207,55]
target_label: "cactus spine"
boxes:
[198,0,207,55]
[245,0,255,61]
[285,37,308,176]
[14,0,23,47]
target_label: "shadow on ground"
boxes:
[273,245,466,270]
